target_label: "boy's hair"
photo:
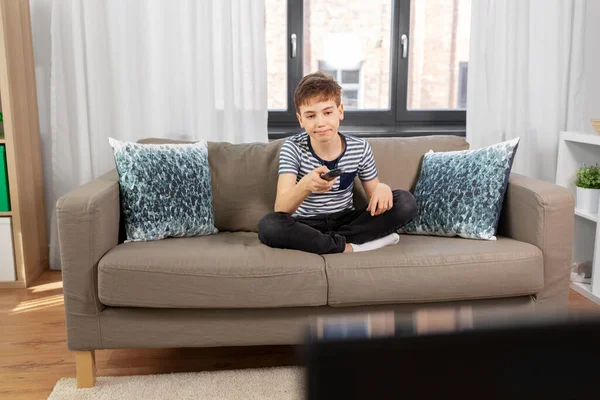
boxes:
[294,72,342,114]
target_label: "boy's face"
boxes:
[296,98,344,144]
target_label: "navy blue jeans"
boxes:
[258,189,417,255]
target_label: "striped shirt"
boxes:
[278,132,378,217]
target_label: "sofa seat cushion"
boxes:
[324,235,544,307]
[98,232,327,309]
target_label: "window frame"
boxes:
[267,0,467,127]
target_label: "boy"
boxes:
[258,72,417,254]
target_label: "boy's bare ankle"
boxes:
[343,243,353,253]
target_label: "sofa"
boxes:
[57,135,574,387]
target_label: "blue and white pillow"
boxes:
[402,138,520,240]
[109,137,218,242]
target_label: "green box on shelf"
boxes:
[0,145,10,211]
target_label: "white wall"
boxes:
[584,0,600,133]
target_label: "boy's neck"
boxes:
[310,131,344,161]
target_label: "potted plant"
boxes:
[575,163,600,213]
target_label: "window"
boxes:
[265,0,471,126]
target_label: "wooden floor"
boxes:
[1,271,599,399]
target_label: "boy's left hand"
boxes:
[367,183,393,216]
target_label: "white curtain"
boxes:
[467,0,587,182]
[31,0,268,269]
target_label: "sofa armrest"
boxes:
[57,170,120,317]
[497,173,574,312]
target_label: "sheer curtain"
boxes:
[466,0,587,182]
[31,0,268,269]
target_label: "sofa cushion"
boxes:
[402,138,519,240]
[208,141,283,232]
[323,235,543,307]
[98,232,327,309]
[109,137,218,242]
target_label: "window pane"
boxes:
[343,90,359,109]
[345,90,358,100]
[303,0,392,111]
[317,61,337,79]
[342,70,360,84]
[407,0,471,110]
[265,0,287,111]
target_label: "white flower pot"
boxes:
[576,187,600,214]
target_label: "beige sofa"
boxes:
[57,135,574,387]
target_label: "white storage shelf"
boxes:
[574,209,597,223]
[556,131,600,304]
[0,217,15,281]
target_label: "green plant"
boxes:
[575,164,600,189]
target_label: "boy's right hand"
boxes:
[301,166,338,193]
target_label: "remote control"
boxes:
[320,168,344,181]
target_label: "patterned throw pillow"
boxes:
[402,138,520,240]
[108,137,218,242]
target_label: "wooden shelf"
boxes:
[575,209,598,223]
[0,0,49,288]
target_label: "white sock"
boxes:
[350,233,400,253]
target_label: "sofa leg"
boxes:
[75,350,96,388]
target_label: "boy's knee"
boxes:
[258,212,290,244]
[392,190,418,222]
[258,213,277,242]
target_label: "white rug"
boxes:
[48,366,304,400]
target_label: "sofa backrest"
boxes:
[207,140,284,233]
[138,135,469,232]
